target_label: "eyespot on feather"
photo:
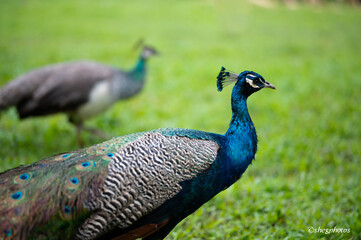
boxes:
[81,162,91,167]
[64,205,71,214]
[19,173,30,180]
[14,173,32,184]
[52,152,75,161]
[70,177,79,185]
[87,145,109,155]
[59,204,73,220]
[4,229,12,237]
[76,161,97,171]
[5,190,26,205]
[66,177,81,192]
[11,191,23,200]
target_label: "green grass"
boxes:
[0,0,360,239]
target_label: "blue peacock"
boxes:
[0,67,275,240]
[0,45,158,146]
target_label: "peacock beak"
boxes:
[263,81,276,90]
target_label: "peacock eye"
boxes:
[253,78,261,85]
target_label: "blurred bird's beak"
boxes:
[263,81,276,90]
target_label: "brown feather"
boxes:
[0,61,115,116]
[112,219,169,240]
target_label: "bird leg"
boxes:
[76,124,85,147]
[82,126,110,139]
[76,123,111,147]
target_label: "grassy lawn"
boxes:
[0,0,360,239]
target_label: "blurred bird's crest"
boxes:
[132,39,158,58]
[133,39,145,51]
[217,67,239,92]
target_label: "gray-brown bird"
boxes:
[0,46,157,146]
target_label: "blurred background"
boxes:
[0,0,360,238]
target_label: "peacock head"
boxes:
[217,67,275,97]
[141,46,158,59]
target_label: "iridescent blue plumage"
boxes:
[0,67,275,240]
[99,68,276,240]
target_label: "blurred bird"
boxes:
[0,45,158,146]
[0,67,275,240]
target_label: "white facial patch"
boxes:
[246,77,260,89]
[142,48,155,59]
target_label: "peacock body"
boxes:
[0,67,275,240]
[0,46,157,145]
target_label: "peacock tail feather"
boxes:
[0,128,221,240]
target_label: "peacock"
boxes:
[0,67,275,240]
[0,45,158,146]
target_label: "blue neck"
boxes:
[226,94,253,135]
[225,92,258,179]
[130,56,146,81]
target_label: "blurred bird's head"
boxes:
[217,67,275,97]
[133,39,158,60]
[141,46,158,59]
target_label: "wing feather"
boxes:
[75,132,220,239]
[18,61,116,117]
[0,61,117,117]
